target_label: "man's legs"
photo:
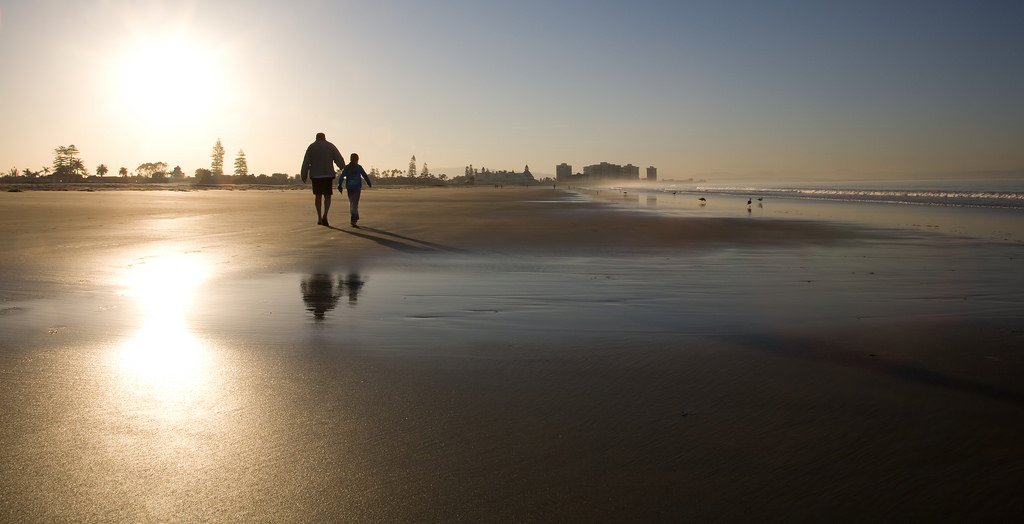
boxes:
[322,194,332,225]
[314,194,323,224]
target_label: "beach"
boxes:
[2,186,1023,522]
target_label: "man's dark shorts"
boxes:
[311,177,333,196]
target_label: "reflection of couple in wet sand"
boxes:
[300,132,372,228]
[300,273,366,320]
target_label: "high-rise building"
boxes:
[647,166,657,182]
[556,163,573,181]
[583,162,640,180]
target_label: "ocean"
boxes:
[579,176,1024,243]
[694,177,1024,209]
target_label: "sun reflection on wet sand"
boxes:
[118,318,206,393]
[114,254,211,402]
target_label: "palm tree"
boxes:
[70,158,86,178]
[96,164,108,177]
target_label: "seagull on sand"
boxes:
[698,197,707,205]
[747,198,752,206]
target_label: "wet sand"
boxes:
[2,187,1023,521]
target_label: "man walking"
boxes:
[300,132,346,226]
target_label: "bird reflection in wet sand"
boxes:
[301,273,367,320]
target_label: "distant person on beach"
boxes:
[338,153,372,227]
[300,132,346,227]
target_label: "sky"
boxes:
[1,0,1022,180]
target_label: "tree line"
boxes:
[3,144,551,187]
[2,139,295,186]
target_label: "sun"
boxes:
[110,34,225,128]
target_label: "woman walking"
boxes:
[338,153,373,227]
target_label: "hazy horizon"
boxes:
[2,1,1022,180]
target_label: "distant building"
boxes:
[582,162,640,180]
[583,162,617,179]
[646,166,657,182]
[556,163,573,181]
[472,164,537,185]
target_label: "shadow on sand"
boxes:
[735,333,1024,409]
[327,225,467,254]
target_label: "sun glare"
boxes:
[115,254,211,398]
[111,35,225,128]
